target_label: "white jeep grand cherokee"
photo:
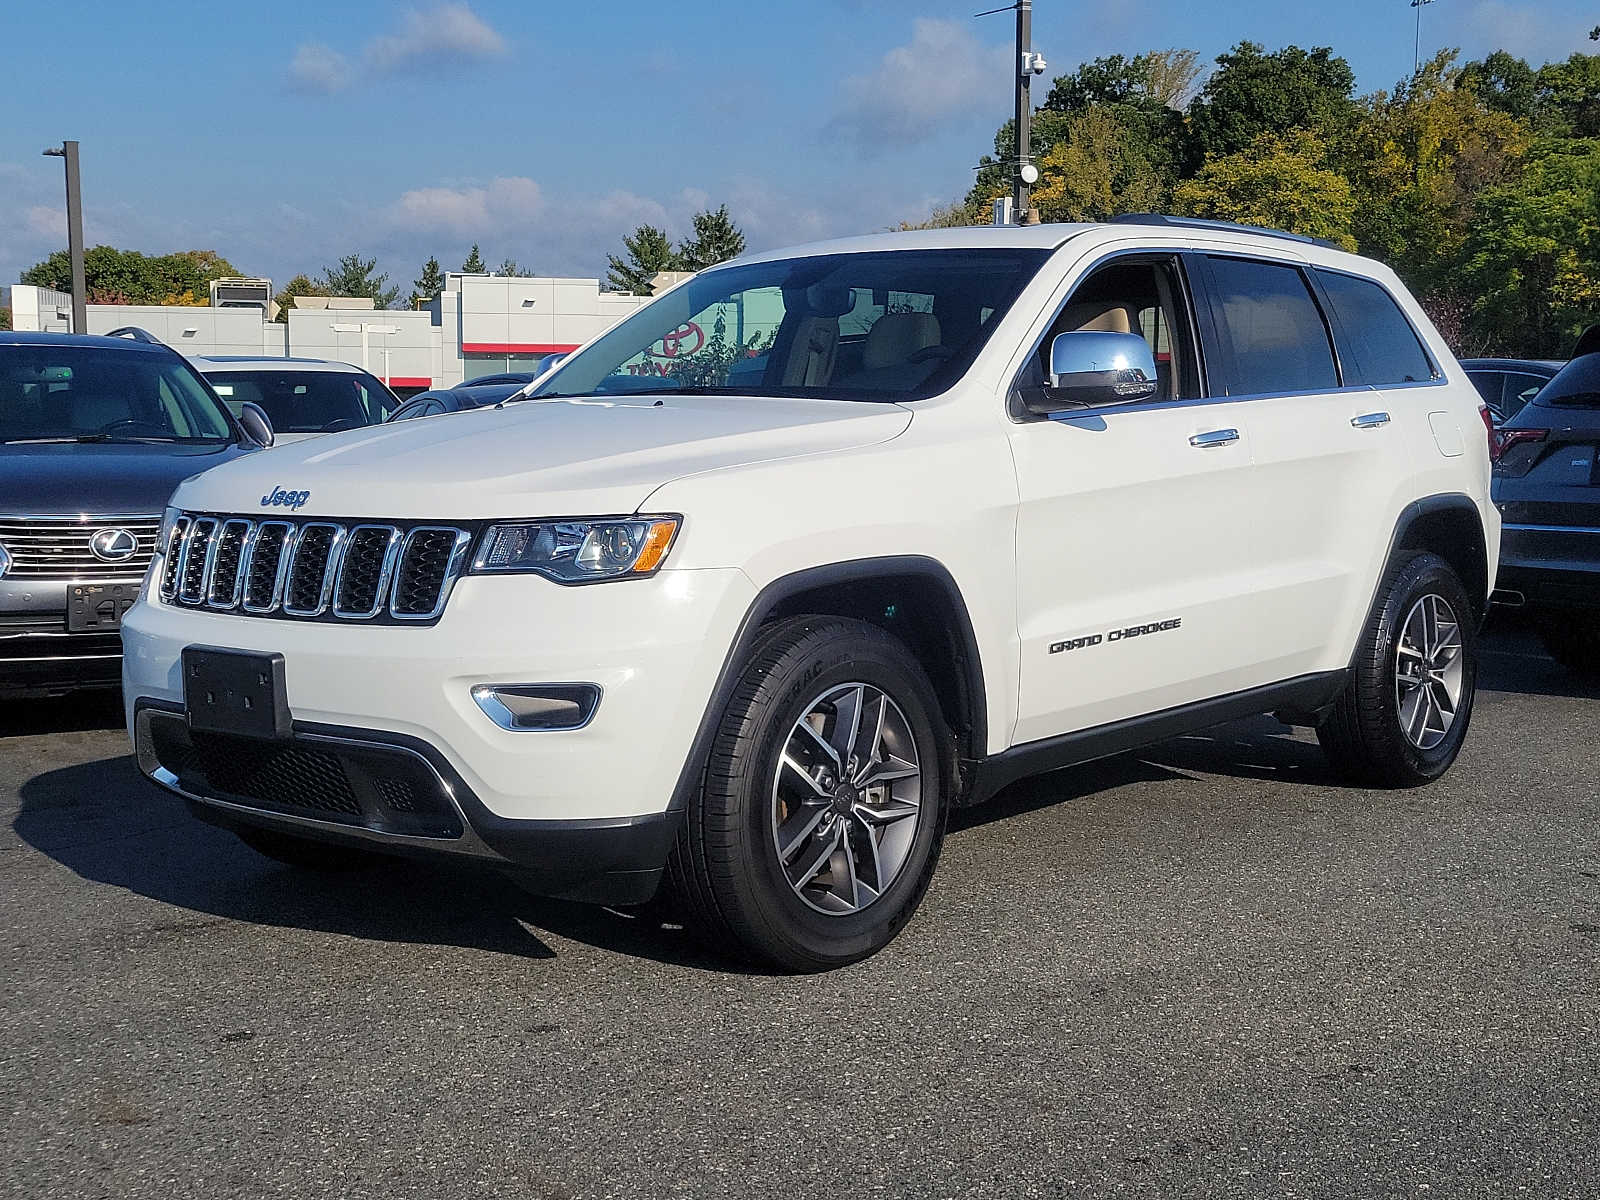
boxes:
[124,218,1498,970]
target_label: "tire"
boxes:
[666,616,950,971]
[1317,552,1478,787]
[234,825,382,871]
[1535,612,1600,676]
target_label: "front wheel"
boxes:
[666,616,950,971]
[1318,552,1478,787]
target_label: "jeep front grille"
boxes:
[160,513,471,624]
[0,516,161,581]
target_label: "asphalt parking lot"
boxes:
[2,622,1597,1200]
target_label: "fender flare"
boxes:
[666,555,989,813]
[1362,491,1489,638]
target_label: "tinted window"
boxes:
[1535,353,1600,409]
[534,249,1048,402]
[1206,257,1338,395]
[1502,372,1548,411]
[1315,270,1434,385]
[1466,370,1503,406]
[0,345,233,443]
[206,369,397,433]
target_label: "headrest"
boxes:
[1061,303,1133,334]
[862,312,942,370]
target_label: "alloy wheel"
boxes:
[769,682,923,916]
[1394,593,1465,751]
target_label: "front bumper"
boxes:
[1496,524,1600,610]
[123,563,754,831]
[1,579,124,695]
[133,700,680,902]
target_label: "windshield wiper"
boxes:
[0,433,202,445]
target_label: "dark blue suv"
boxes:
[0,332,272,696]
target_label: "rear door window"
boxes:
[1313,270,1434,386]
[1204,257,1339,396]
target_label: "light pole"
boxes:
[977,1,1047,225]
[41,141,86,334]
[1411,0,1436,76]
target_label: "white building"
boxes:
[7,272,653,395]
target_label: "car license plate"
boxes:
[66,582,138,633]
[182,646,291,740]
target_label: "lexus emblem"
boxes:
[90,528,139,563]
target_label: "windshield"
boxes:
[1535,352,1600,408]
[204,368,397,433]
[0,344,235,443]
[533,248,1049,403]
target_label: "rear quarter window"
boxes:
[1314,270,1435,386]
[1205,256,1339,395]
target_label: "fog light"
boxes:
[471,684,601,731]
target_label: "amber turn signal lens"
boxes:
[632,519,679,573]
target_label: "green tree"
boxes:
[461,244,485,273]
[0,306,10,331]
[21,246,242,305]
[605,224,679,295]
[1459,51,1539,122]
[317,253,400,309]
[1031,106,1168,222]
[1345,52,1530,297]
[1188,42,1358,159]
[1173,130,1358,248]
[1045,49,1201,112]
[897,198,985,229]
[1464,137,1600,356]
[412,255,444,306]
[1534,52,1600,137]
[495,257,534,277]
[677,206,746,271]
[271,273,329,323]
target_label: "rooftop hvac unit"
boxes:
[209,277,273,310]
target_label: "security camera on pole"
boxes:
[978,2,1047,225]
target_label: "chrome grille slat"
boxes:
[0,517,161,580]
[160,512,470,623]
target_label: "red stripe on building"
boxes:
[385,377,432,388]
[459,342,579,354]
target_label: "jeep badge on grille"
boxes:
[260,486,311,511]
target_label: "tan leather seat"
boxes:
[862,312,942,370]
[781,316,839,387]
[1059,302,1134,334]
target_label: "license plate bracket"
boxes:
[67,582,139,633]
[182,646,291,741]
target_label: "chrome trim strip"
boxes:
[242,521,297,613]
[390,527,472,621]
[1501,523,1600,535]
[281,522,345,617]
[0,512,163,522]
[177,517,218,604]
[332,525,403,620]
[470,683,603,732]
[205,519,253,609]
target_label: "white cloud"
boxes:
[366,3,507,72]
[829,19,1009,151]
[25,205,61,240]
[287,42,350,95]
[285,5,506,97]
[1461,2,1596,66]
[389,176,543,235]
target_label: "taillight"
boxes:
[1479,404,1502,461]
[1494,428,1548,462]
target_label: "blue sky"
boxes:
[2,1,1594,293]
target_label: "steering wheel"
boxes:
[98,419,173,438]
[907,345,955,365]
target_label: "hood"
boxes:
[0,442,251,518]
[174,394,913,519]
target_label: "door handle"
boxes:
[1351,411,1391,429]
[1189,428,1240,448]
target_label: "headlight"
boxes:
[471,516,680,583]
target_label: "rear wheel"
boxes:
[1318,552,1478,787]
[666,616,949,971]
[1535,612,1600,676]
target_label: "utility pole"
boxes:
[41,141,87,334]
[1014,0,1033,219]
[1411,0,1435,76]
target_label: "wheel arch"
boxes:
[1388,493,1490,624]
[668,556,989,813]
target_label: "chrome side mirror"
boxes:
[1028,330,1160,414]
[237,401,275,448]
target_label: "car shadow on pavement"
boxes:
[0,690,124,738]
[11,752,764,972]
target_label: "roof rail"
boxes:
[1107,213,1344,251]
[105,326,164,344]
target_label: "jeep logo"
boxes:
[260,486,311,511]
